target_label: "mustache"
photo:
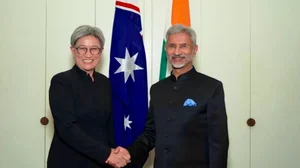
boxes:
[171,54,186,58]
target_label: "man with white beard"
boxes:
[126,24,229,168]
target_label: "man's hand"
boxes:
[114,146,131,161]
[106,147,131,168]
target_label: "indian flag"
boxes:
[159,0,191,80]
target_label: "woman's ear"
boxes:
[70,46,76,57]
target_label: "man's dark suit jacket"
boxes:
[47,65,114,168]
[128,67,229,168]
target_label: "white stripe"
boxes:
[116,5,140,15]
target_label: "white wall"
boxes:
[1,0,300,168]
[0,0,249,167]
[0,0,46,167]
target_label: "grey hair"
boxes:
[166,24,197,45]
[70,25,105,47]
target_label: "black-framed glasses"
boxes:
[75,46,103,55]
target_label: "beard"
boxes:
[168,53,193,69]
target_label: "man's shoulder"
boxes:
[150,71,223,92]
[195,72,221,85]
[150,76,171,90]
[152,72,222,85]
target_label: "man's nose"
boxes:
[174,46,182,55]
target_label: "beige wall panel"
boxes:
[0,0,46,167]
[251,0,300,167]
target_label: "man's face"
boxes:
[165,32,198,69]
[70,35,102,74]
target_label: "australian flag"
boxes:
[109,0,148,148]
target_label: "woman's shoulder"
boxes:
[51,69,74,85]
[94,71,109,81]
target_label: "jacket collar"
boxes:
[170,66,197,82]
[72,64,95,81]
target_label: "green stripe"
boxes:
[159,40,168,80]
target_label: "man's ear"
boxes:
[193,45,198,56]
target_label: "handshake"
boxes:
[106,146,131,168]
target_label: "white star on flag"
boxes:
[114,48,143,83]
[124,115,132,130]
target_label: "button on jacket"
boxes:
[128,67,229,168]
[47,65,114,168]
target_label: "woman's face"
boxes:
[70,35,102,75]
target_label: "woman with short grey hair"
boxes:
[70,25,105,47]
[47,25,130,168]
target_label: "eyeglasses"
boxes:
[165,43,191,51]
[75,46,103,55]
